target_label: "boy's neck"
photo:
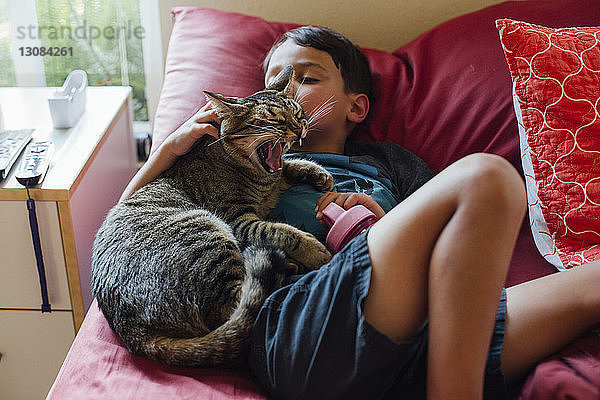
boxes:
[292,127,351,154]
[292,137,346,154]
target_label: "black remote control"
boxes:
[15,141,54,187]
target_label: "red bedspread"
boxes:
[519,332,600,400]
[47,300,267,400]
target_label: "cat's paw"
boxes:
[292,232,332,272]
[311,169,335,193]
[283,160,334,192]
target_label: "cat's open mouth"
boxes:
[257,140,283,173]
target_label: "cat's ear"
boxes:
[203,91,247,116]
[266,65,296,96]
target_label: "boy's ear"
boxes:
[203,91,247,116]
[347,93,369,124]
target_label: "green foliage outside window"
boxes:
[0,0,17,86]
[1,0,148,121]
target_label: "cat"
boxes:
[91,66,334,368]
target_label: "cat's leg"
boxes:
[267,222,332,272]
[283,159,334,192]
[234,217,331,272]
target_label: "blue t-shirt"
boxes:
[267,152,397,243]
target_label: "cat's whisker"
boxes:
[295,92,311,108]
[308,100,336,118]
[307,102,337,127]
[251,128,277,136]
[293,78,306,103]
[306,125,327,135]
[207,135,230,146]
[246,124,280,135]
[306,96,336,125]
[308,102,336,120]
[207,132,267,147]
[248,140,270,158]
[247,134,277,151]
[307,95,335,117]
[230,133,265,138]
[312,99,337,118]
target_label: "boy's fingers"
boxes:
[198,101,215,113]
[334,195,349,208]
[191,123,219,138]
[315,192,328,210]
[343,194,360,208]
[192,103,220,126]
[195,109,220,124]
[316,192,337,211]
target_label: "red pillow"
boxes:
[498,18,600,269]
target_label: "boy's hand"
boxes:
[119,103,220,202]
[315,192,386,224]
[162,102,220,158]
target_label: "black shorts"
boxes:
[248,230,508,399]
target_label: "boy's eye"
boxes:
[300,77,319,84]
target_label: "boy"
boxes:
[121,26,600,399]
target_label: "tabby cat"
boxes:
[92,66,334,367]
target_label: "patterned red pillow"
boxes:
[497,19,600,269]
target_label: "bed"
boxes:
[47,1,600,398]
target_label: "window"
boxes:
[2,0,149,121]
[0,0,17,86]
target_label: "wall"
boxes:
[158,0,508,57]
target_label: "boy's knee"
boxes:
[456,153,526,216]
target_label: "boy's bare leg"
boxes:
[364,153,526,399]
[502,262,600,381]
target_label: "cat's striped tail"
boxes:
[141,244,287,367]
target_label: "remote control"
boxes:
[15,141,54,187]
[0,128,34,180]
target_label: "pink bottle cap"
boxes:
[322,202,377,253]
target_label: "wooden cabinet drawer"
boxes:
[0,201,72,310]
[0,310,74,400]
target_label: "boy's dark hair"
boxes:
[263,26,372,100]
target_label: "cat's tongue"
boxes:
[264,142,282,171]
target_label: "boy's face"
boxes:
[264,41,357,149]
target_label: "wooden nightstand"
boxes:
[0,87,138,400]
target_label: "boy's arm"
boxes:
[119,104,220,201]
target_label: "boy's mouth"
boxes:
[257,140,283,172]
